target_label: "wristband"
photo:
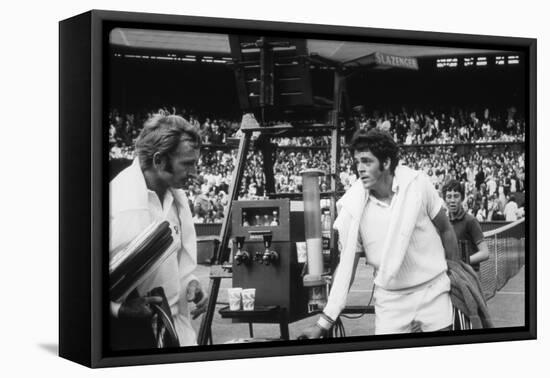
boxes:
[316,313,335,330]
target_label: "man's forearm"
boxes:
[470,241,489,265]
[322,252,362,321]
[441,228,460,261]
[432,208,460,263]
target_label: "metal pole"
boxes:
[329,71,343,274]
[197,131,252,345]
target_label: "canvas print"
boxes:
[107,27,527,352]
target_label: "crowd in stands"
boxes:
[109,106,241,160]
[353,107,525,144]
[402,148,526,221]
[109,106,526,223]
[235,146,525,221]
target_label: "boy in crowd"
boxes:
[442,180,489,272]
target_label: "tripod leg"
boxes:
[197,132,251,345]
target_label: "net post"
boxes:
[494,234,498,289]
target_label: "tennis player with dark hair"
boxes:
[109,114,208,349]
[300,129,459,337]
[442,180,489,272]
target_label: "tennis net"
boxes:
[478,218,525,300]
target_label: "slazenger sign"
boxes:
[374,52,419,70]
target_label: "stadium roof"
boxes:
[110,28,511,61]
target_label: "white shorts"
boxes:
[374,272,453,335]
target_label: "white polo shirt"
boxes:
[358,172,448,290]
[136,189,183,313]
[357,178,399,269]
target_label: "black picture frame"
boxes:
[59,9,536,368]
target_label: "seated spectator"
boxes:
[192,204,205,223]
[504,194,519,221]
[213,210,224,223]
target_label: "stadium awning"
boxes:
[110,28,511,62]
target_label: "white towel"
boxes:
[374,167,421,287]
[323,165,422,320]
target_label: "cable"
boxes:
[332,318,346,338]
[340,283,376,320]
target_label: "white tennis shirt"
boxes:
[358,173,448,290]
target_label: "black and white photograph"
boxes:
[106,24,529,353]
[5,0,550,375]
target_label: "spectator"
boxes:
[442,179,490,272]
[109,106,525,225]
[504,194,519,221]
[192,204,205,223]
